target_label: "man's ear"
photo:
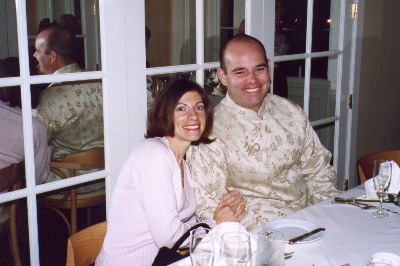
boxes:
[50,50,57,63]
[217,67,228,86]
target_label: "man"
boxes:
[0,57,51,186]
[187,34,339,230]
[33,25,103,190]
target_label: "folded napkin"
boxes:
[211,222,257,255]
[365,160,400,199]
[369,252,400,266]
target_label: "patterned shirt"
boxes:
[33,63,103,161]
[33,64,104,191]
[187,93,339,230]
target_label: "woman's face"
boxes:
[172,91,206,145]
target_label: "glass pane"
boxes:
[0,1,19,76]
[206,0,245,63]
[37,187,106,265]
[26,0,102,74]
[309,56,337,121]
[204,68,226,107]
[314,122,335,161]
[0,198,30,265]
[273,62,289,98]
[145,0,196,67]
[276,0,307,55]
[285,59,306,109]
[312,0,333,53]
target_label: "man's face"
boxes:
[33,31,53,74]
[217,41,270,112]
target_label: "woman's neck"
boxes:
[166,136,190,166]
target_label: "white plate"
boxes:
[262,219,324,244]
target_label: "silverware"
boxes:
[334,197,393,203]
[284,251,294,260]
[287,228,325,244]
[333,198,400,215]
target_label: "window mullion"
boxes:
[303,0,314,117]
[196,0,204,86]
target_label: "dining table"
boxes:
[171,184,400,266]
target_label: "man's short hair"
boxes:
[219,34,268,72]
[146,79,214,145]
[44,25,78,63]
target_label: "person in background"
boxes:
[0,57,51,186]
[96,80,246,265]
[32,25,103,191]
[187,34,339,230]
[58,14,78,35]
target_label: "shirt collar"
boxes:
[223,92,269,118]
[53,63,81,75]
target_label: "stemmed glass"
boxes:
[189,227,214,266]
[220,232,252,266]
[371,160,392,218]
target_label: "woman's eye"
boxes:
[176,106,185,111]
[196,105,205,111]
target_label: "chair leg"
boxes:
[86,207,93,227]
[9,202,21,266]
[70,188,78,234]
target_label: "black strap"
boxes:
[171,223,211,251]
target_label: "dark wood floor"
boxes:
[0,201,106,266]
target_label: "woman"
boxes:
[96,79,246,265]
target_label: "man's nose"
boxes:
[247,71,257,83]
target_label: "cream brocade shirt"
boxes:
[33,64,104,189]
[187,93,339,230]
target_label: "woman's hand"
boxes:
[213,202,246,224]
[213,188,247,224]
[220,188,246,210]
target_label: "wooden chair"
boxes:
[0,162,24,266]
[357,150,400,184]
[38,148,105,235]
[66,221,107,266]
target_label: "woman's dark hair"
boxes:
[146,79,214,145]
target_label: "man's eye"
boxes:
[234,71,244,75]
[256,67,266,72]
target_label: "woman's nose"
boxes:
[188,109,198,120]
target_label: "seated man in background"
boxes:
[32,25,104,192]
[187,34,339,230]
[0,57,51,186]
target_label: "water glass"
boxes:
[255,230,284,266]
[372,160,392,218]
[220,232,252,266]
[189,227,213,266]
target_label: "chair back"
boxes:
[0,161,24,191]
[0,161,24,266]
[66,221,107,266]
[51,147,105,171]
[357,150,400,184]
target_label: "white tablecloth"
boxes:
[172,185,400,265]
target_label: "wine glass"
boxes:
[371,160,392,218]
[220,232,252,266]
[189,227,214,266]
